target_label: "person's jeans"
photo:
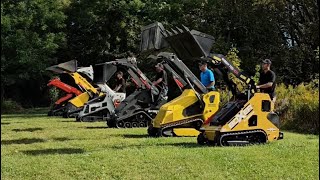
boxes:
[160,86,168,100]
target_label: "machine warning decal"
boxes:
[140,72,147,80]
[148,110,159,114]
[266,128,277,132]
[228,104,254,129]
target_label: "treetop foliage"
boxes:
[1,0,319,106]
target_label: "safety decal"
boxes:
[228,104,254,129]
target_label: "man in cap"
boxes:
[153,63,168,99]
[114,71,126,93]
[199,62,215,91]
[127,51,137,64]
[257,59,276,102]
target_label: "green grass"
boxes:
[1,113,319,180]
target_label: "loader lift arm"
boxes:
[106,56,190,128]
[203,53,257,99]
[47,78,82,96]
[96,58,160,102]
[151,22,256,99]
[155,52,208,107]
[156,52,207,94]
[46,60,98,97]
[69,58,149,121]
[47,78,83,106]
[103,57,188,102]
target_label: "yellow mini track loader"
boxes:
[142,23,221,137]
[147,52,220,137]
[196,54,284,146]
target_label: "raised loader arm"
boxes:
[47,78,82,95]
[46,60,99,97]
[156,52,207,94]
[144,22,256,99]
[155,52,209,107]
[205,53,257,98]
[96,58,161,103]
[161,62,187,91]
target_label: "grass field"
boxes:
[1,112,319,180]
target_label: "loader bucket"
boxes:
[162,26,215,60]
[140,22,169,53]
[93,63,117,83]
[46,60,78,73]
[140,22,215,60]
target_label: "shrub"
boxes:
[225,47,247,92]
[48,87,60,106]
[275,81,319,134]
[217,88,232,108]
[216,80,319,134]
[1,99,24,113]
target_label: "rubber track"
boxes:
[109,111,153,128]
[160,117,203,136]
[218,129,267,146]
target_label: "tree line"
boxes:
[1,0,319,107]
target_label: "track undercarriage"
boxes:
[107,109,157,128]
[196,129,280,146]
[148,117,203,137]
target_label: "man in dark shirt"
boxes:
[114,71,126,93]
[153,63,168,99]
[257,59,276,102]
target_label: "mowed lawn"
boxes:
[1,112,319,180]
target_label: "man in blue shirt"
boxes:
[199,62,215,90]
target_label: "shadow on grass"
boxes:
[86,126,108,129]
[2,107,49,115]
[12,128,43,132]
[122,134,150,138]
[106,134,149,139]
[1,114,47,119]
[53,137,72,141]
[116,134,197,139]
[110,142,203,149]
[163,142,202,148]
[1,138,46,145]
[22,148,85,156]
[1,122,10,125]
[60,120,78,122]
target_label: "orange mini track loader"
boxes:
[46,60,97,116]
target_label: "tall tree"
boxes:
[1,0,68,106]
[63,0,146,65]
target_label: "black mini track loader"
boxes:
[106,58,188,128]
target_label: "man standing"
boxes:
[257,59,276,102]
[199,62,215,90]
[114,71,126,93]
[153,63,168,99]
